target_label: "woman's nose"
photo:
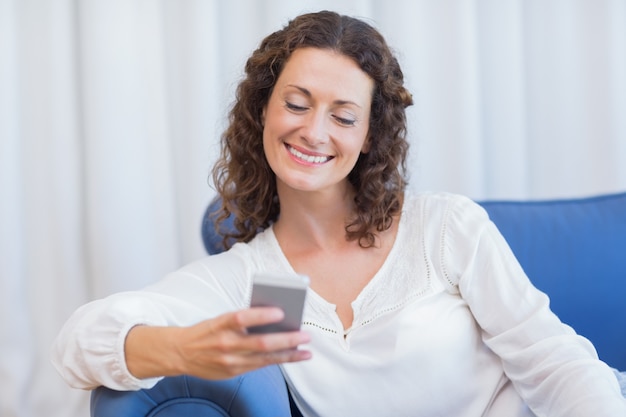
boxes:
[301,111,329,146]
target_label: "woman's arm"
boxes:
[442,195,626,416]
[124,310,310,381]
[51,254,311,390]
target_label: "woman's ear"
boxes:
[261,107,266,127]
[361,135,371,154]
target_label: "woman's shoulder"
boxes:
[403,191,484,216]
[401,191,491,246]
[202,227,278,270]
[400,191,493,290]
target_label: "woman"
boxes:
[52,10,626,416]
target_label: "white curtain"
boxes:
[1,1,625,416]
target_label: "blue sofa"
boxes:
[91,191,626,416]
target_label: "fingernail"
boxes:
[269,308,284,320]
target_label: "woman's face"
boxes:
[262,47,373,196]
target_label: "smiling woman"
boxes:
[261,48,373,196]
[51,9,626,417]
[3,2,626,416]
[212,13,413,249]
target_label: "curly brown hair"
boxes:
[211,10,413,249]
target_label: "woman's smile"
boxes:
[285,143,334,165]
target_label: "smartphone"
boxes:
[248,272,310,334]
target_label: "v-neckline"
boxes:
[264,208,406,333]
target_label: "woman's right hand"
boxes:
[124,307,312,380]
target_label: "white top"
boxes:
[51,192,626,416]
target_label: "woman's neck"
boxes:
[273,185,356,251]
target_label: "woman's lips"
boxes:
[286,144,333,164]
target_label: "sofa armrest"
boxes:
[90,365,292,417]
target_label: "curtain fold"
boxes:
[1,0,90,415]
[522,0,626,197]
[1,1,625,416]
[77,0,180,297]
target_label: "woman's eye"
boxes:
[285,101,356,126]
[285,102,308,112]
[333,115,356,126]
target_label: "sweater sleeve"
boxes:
[50,248,253,391]
[441,194,626,416]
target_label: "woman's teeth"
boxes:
[288,145,331,164]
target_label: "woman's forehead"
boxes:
[276,48,374,103]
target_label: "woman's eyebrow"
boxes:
[286,84,362,108]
